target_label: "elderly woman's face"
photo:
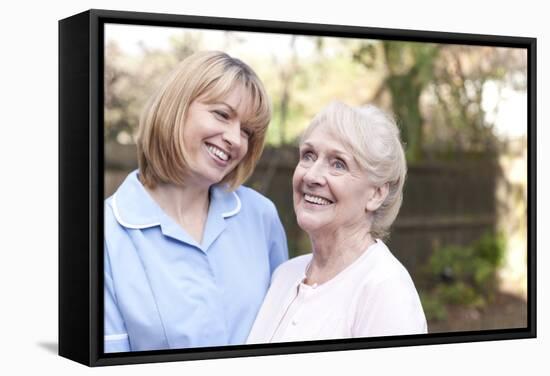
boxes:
[182,87,253,187]
[292,125,378,235]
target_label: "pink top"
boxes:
[247,240,427,343]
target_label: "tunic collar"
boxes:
[111,170,241,251]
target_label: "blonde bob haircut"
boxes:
[301,101,407,240]
[137,50,272,190]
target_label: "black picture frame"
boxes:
[59,8,536,367]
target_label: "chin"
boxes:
[193,169,225,187]
[296,212,324,234]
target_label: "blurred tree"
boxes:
[353,42,526,161]
[106,33,526,163]
[354,41,440,162]
[265,37,383,145]
[384,42,440,162]
[424,46,527,157]
[277,36,299,145]
[104,41,135,143]
[104,33,202,144]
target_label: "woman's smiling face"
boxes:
[182,86,253,188]
[292,125,377,236]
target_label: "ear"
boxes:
[366,183,389,212]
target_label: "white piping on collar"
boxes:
[222,191,241,218]
[112,192,161,229]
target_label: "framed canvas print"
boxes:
[59,9,536,366]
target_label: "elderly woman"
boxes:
[247,101,426,343]
[104,51,288,352]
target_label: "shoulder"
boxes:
[104,196,118,229]
[104,195,115,211]
[235,185,277,211]
[103,170,148,228]
[359,240,416,288]
[350,241,427,335]
[103,194,129,253]
[105,195,113,208]
[271,253,311,282]
[233,185,281,220]
[370,240,412,277]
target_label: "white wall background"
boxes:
[0,0,546,374]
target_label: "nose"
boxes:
[302,160,326,186]
[222,121,242,148]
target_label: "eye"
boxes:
[301,150,315,161]
[332,159,347,170]
[212,110,230,120]
[241,127,253,138]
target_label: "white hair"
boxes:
[301,101,407,239]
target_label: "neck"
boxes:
[306,222,375,285]
[145,182,211,242]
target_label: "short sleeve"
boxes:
[352,272,428,337]
[104,240,131,353]
[267,203,289,274]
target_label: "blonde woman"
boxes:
[247,101,426,343]
[104,51,288,352]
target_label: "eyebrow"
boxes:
[211,101,238,115]
[300,141,353,161]
[214,101,258,124]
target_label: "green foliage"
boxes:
[437,282,484,307]
[105,29,527,161]
[476,232,506,266]
[422,232,506,321]
[354,41,441,162]
[419,292,447,322]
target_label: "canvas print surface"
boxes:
[103,22,529,353]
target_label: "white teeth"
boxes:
[304,194,332,206]
[207,145,229,161]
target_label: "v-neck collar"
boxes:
[111,170,242,252]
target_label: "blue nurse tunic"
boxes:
[104,170,289,352]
